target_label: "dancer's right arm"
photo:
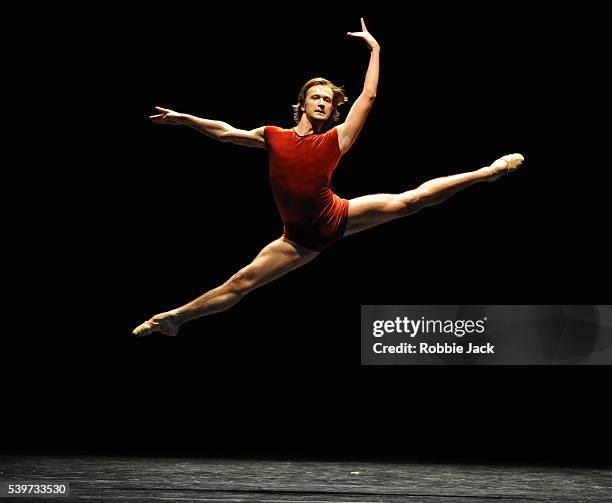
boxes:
[149,106,267,149]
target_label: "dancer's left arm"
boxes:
[338,17,380,155]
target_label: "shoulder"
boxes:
[317,125,340,141]
[328,124,342,141]
[329,124,345,155]
[263,125,287,139]
[264,125,285,134]
[264,125,294,141]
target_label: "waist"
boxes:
[274,189,342,225]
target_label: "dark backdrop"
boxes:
[3,8,610,464]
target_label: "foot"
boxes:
[132,311,182,337]
[485,153,525,182]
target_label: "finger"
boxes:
[155,106,170,113]
[149,114,163,120]
[361,17,367,31]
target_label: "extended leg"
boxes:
[132,236,319,336]
[344,153,524,237]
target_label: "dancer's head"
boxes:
[292,78,348,130]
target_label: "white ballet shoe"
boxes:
[132,312,180,337]
[487,153,525,181]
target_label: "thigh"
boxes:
[344,192,420,237]
[234,236,319,294]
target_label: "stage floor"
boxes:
[1,455,611,502]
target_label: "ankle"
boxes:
[168,309,187,326]
[479,166,496,180]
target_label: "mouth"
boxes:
[315,111,325,114]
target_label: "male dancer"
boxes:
[132,18,523,337]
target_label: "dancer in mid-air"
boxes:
[132,18,524,337]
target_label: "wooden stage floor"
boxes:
[1,455,611,502]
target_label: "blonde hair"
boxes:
[291,77,349,129]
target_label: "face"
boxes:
[301,85,334,122]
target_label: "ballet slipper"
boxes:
[132,312,180,337]
[487,153,525,181]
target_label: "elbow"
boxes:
[362,92,377,101]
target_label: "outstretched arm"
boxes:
[337,18,380,155]
[149,107,267,149]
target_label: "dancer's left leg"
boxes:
[344,153,524,237]
[131,236,318,337]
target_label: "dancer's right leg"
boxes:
[132,236,319,336]
[344,153,524,237]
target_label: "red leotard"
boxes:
[264,125,349,252]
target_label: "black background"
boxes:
[3,8,611,464]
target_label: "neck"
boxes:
[294,116,324,136]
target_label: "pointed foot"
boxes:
[486,153,525,181]
[132,311,181,337]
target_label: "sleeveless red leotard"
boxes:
[264,125,349,252]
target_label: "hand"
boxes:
[347,17,379,51]
[149,106,184,125]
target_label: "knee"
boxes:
[376,193,409,214]
[394,191,427,215]
[227,266,259,295]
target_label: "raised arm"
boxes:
[149,107,267,150]
[337,18,380,155]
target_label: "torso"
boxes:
[264,125,343,225]
[263,125,348,251]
